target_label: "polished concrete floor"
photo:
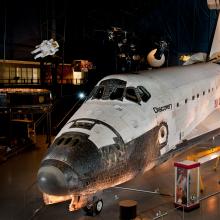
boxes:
[1,135,220,220]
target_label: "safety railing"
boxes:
[0,78,87,85]
[142,190,220,220]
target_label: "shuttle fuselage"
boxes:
[37,62,220,212]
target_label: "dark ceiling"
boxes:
[0,0,218,68]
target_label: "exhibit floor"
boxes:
[1,135,220,220]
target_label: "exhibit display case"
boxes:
[174,160,200,211]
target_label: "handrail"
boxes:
[35,112,48,128]
[55,98,85,132]
[0,78,87,85]
[35,98,60,128]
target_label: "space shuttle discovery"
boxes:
[37,1,220,215]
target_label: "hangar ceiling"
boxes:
[0,0,218,67]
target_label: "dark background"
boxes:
[0,0,218,73]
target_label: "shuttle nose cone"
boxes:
[37,166,69,195]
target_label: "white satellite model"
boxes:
[31,38,59,59]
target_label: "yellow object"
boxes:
[200,175,204,193]
[187,146,220,162]
[179,55,191,62]
[186,146,220,193]
[214,156,220,171]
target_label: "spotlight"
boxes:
[78,92,85,99]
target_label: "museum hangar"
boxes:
[1,0,220,219]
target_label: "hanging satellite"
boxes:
[147,40,168,68]
[31,39,59,59]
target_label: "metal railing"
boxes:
[54,97,85,133]
[0,78,87,85]
[143,190,220,220]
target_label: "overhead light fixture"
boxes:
[78,92,86,99]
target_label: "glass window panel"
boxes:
[33,68,39,83]
[27,68,33,79]
[125,87,139,103]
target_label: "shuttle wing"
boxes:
[185,109,220,140]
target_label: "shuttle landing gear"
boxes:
[83,198,103,216]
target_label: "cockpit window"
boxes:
[137,86,151,102]
[92,86,105,99]
[125,87,139,103]
[91,79,126,100]
[87,78,151,105]
[110,87,124,101]
[57,138,64,145]
[64,138,72,145]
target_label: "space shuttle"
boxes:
[37,0,220,216]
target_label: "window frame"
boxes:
[125,87,141,104]
[109,86,125,101]
[137,86,151,103]
[92,85,105,100]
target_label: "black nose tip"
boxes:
[37,166,69,195]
